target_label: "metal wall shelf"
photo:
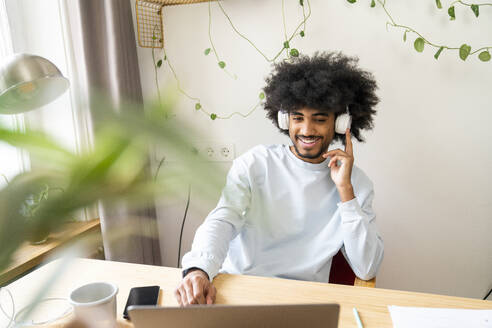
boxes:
[136,0,214,48]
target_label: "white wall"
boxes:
[133,0,492,299]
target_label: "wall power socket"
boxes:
[155,142,235,163]
[196,142,235,162]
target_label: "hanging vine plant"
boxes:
[347,0,492,62]
[153,0,311,121]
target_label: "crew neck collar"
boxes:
[283,144,330,171]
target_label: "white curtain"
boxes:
[0,0,28,188]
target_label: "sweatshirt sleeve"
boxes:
[181,158,251,280]
[337,181,384,281]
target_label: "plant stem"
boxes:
[208,1,220,63]
[208,2,236,79]
[450,0,492,8]
[216,0,311,62]
[162,47,201,104]
[217,99,262,119]
[282,0,290,58]
[216,1,271,61]
[154,156,166,181]
[301,0,307,33]
[152,25,162,107]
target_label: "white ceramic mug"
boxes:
[69,282,118,328]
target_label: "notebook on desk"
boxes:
[128,303,340,328]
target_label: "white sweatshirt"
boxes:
[182,144,384,282]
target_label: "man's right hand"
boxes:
[174,269,217,306]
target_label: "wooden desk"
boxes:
[0,220,101,286]
[2,258,491,328]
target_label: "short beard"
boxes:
[292,143,325,159]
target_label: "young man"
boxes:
[174,52,384,306]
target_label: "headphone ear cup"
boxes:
[335,113,352,134]
[277,111,289,130]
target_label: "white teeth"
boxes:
[299,137,318,144]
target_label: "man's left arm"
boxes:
[338,189,384,280]
[323,129,384,280]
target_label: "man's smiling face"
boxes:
[288,107,335,164]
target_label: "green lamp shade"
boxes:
[0,53,69,114]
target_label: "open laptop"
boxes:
[128,303,339,328]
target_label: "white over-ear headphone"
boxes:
[277,106,352,134]
[277,110,290,130]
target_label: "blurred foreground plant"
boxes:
[0,90,225,273]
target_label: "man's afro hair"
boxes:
[263,51,379,143]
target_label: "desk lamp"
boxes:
[0,53,69,114]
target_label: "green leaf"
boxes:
[290,48,300,57]
[259,92,265,100]
[434,46,444,60]
[371,0,375,7]
[300,30,305,37]
[459,44,471,61]
[283,41,290,49]
[204,48,211,55]
[478,50,491,62]
[164,55,167,60]
[347,0,357,3]
[156,60,162,68]
[299,0,304,6]
[195,103,202,110]
[414,38,425,53]
[448,6,455,20]
[218,61,226,69]
[403,30,407,42]
[471,4,479,18]
[210,113,217,120]
[435,0,442,9]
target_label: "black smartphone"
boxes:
[123,285,160,320]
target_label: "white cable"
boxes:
[14,297,72,327]
[0,287,72,327]
[0,287,15,328]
